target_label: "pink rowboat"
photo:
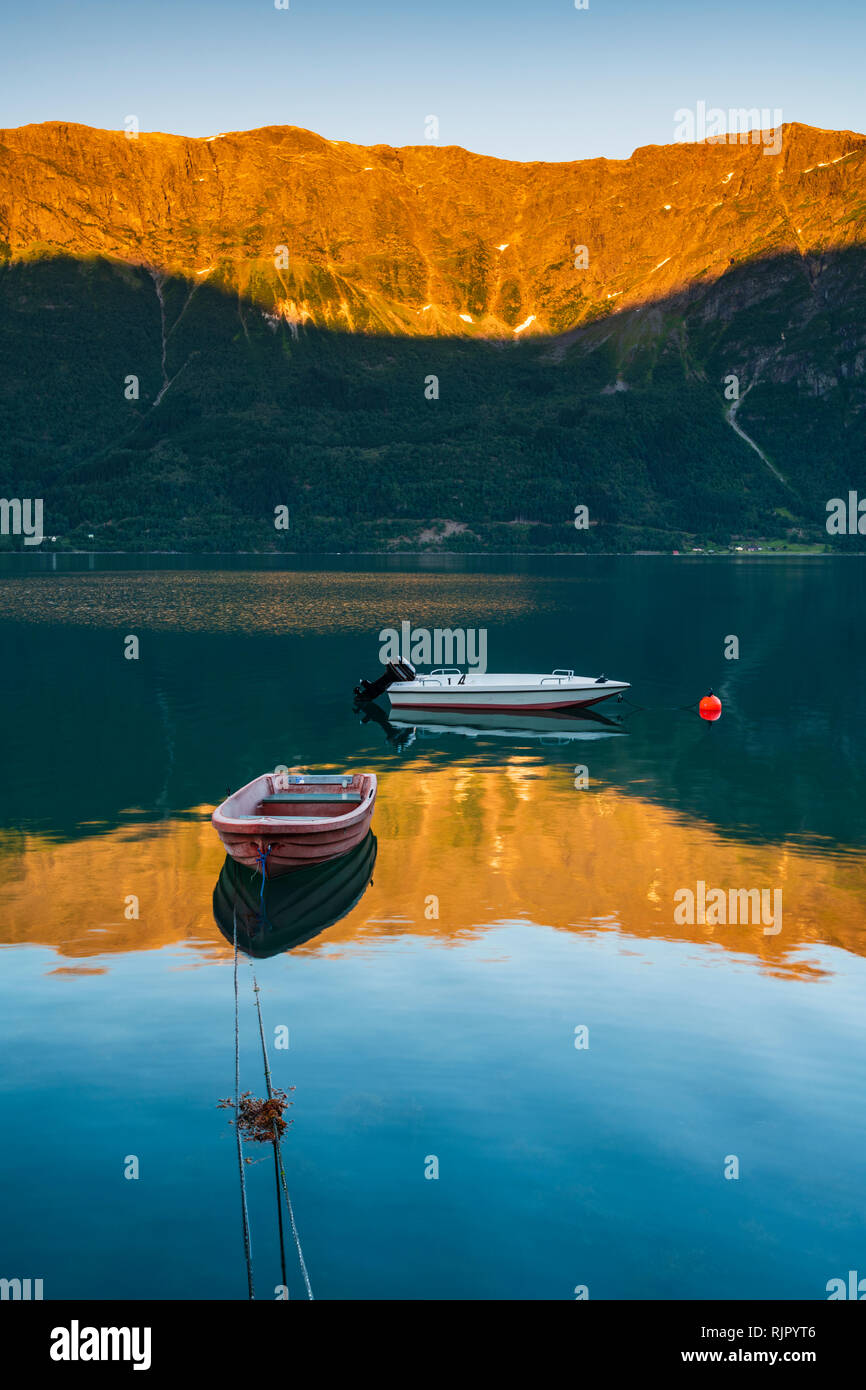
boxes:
[212,770,377,877]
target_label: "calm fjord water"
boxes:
[0,556,863,1300]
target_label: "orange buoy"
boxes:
[699,690,722,722]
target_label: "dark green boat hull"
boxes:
[213,830,377,957]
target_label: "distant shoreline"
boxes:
[0,547,850,561]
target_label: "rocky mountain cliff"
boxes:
[2,120,865,336]
[1,120,865,551]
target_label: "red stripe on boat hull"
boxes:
[390,693,620,712]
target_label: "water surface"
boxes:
[0,556,863,1299]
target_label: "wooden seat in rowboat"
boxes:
[260,792,362,804]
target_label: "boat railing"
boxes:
[418,668,462,686]
[541,670,575,685]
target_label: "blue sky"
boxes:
[3,0,865,161]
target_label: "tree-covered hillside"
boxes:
[1,251,863,553]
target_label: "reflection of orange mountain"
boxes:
[0,570,557,634]
[0,809,226,960]
[1,770,863,978]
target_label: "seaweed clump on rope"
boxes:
[218,1088,295,1143]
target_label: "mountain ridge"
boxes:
[2,119,865,340]
[1,121,865,551]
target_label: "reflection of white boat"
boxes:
[387,669,629,712]
[388,707,627,742]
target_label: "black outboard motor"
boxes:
[353,658,416,703]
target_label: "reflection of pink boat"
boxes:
[212,770,377,876]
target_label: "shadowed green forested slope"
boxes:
[0,250,864,552]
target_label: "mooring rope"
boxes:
[254,845,273,903]
[271,1127,289,1293]
[250,960,315,1301]
[232,905,255,1300]
[249,969,289,1291]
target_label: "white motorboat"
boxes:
[385,668,629,713]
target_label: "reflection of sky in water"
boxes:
[0,558,864,1299]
